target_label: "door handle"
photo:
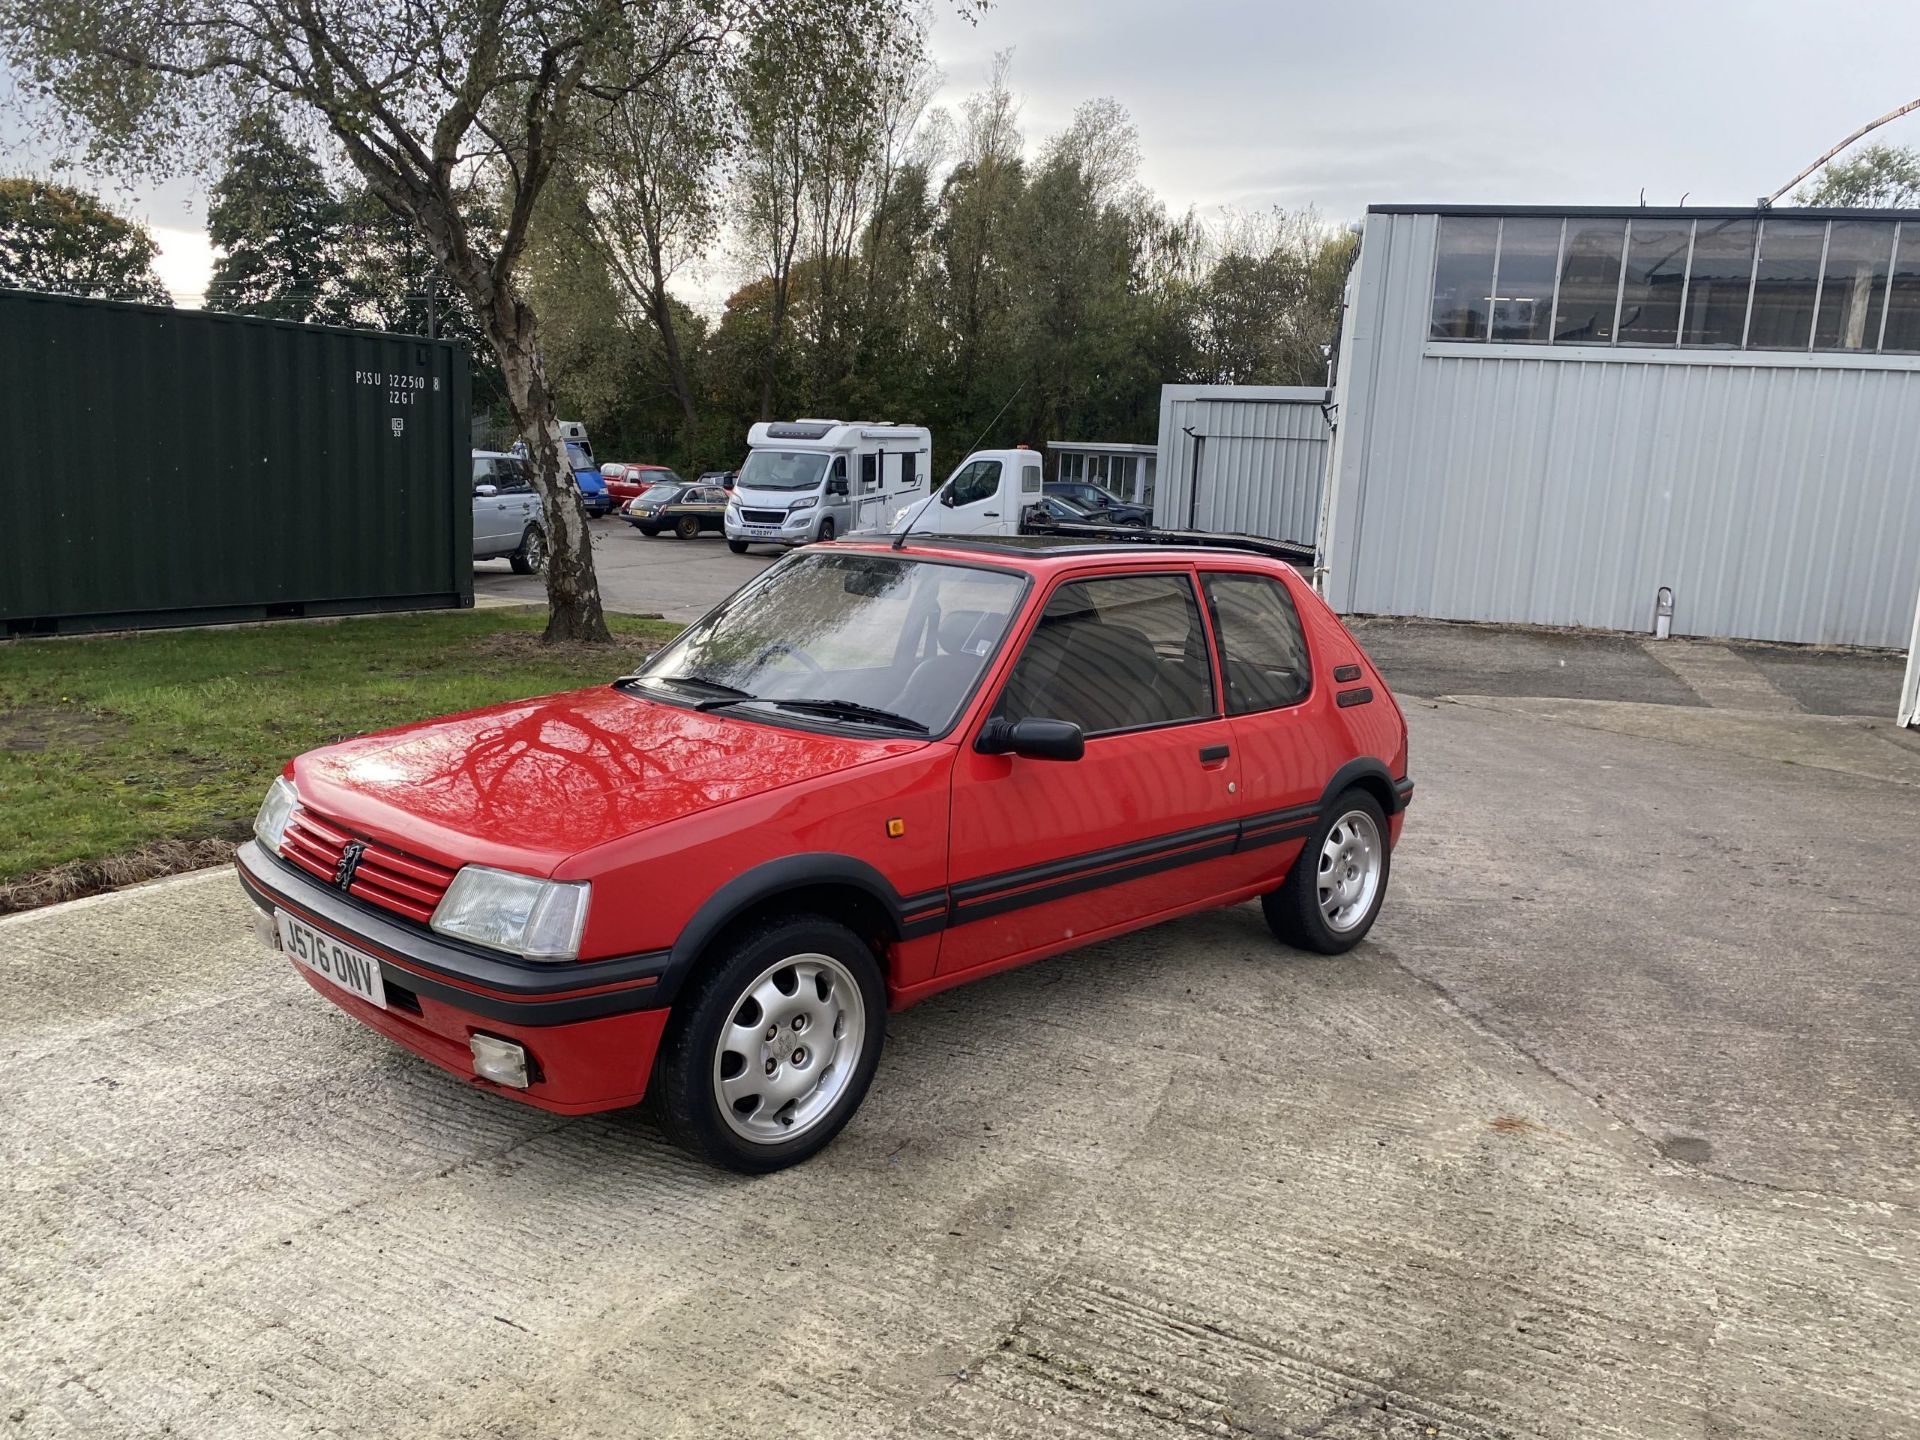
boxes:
[1199,744,1230,764]
[983,511,999,517]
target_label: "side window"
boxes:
[829,456,847,489]
[1203,573,1312,713]
[860,453,879,491]
[498,460,533,495]
[1022,463,1042,494]
[902,451,917,488]
[994,574,1213,736]
[944,460,1001,507]
[471,458,492,492]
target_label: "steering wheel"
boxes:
[754,639,827,681]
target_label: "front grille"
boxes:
[280,808,457,925]
[740,508,787,525]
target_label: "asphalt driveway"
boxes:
[3,698,1917,1438]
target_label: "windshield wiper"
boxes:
[765,698,930,733]
[617,673,756,706]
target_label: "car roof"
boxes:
[832,530,1312,574]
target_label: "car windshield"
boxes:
[565,441,594,471]
[737,450,828,492]
[639,485,685,504]
[635,551,1027,734]
[1051,495,1096,517]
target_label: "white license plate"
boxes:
[276,911,388,1010]
[743,526,780,537]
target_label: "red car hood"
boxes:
[290,687,923,875]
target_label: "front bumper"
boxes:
[235,841,671,1114]
[724,510,817,545]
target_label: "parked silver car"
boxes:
[472,451,546,573]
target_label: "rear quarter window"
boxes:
[1203,572,1313,713]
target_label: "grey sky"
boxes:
[10,0,1920,301]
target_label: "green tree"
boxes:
[0,178,169,302]
[1796,144,1920,208]
[0,0,747,644]
[205,111,347,323]
[1196,210,1355,386]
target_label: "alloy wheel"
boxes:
[711,953,867,1144]
[1316,809,1382,932]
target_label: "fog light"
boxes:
[469,1034,530,1089]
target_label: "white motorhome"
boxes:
[888,447,1048,538]
[726,420,933,551]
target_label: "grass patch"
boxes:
[0,608,679,902]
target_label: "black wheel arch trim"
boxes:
[659,852,931,1005]
[1320,757,1409,815]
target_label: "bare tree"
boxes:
[731,1,930,418]
[0,0,738,641]
[574,39,735,439]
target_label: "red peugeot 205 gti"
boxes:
[237,532,1411,1171]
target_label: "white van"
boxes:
[726,420,933,552]
[888,447,1048,538]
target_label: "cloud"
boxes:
[146,224,215,307]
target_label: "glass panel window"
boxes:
[944,459,1001,507]
[993,575,1213,735]
[1680,217,1757,347]
[1746,218,1826,349]
[1552,218,1625,343]
[1815,221,1895,351]
[1882,226,1920,352]
[1430,216,1498,339]
[1203,573,1313,713]
[1490,217,1560,342]
[1617,219,1690,346]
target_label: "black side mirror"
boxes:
[827,477,849,497]
[976,716,1084,761]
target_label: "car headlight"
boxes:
[253,776,298,854]
[788,495,818,513]
[431,866,590,962]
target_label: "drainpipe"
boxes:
[1183,426,1205,530]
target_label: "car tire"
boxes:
[509,525,547,575]
[816,517,836,544]
[675,515,701,540]
[727,539,750,554]
[650,914,887,1173]
[1261,788,1391,955]
[638,524,661,537]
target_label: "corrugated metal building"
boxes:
[1154,385,1329,546]
[1322,205,1920,650]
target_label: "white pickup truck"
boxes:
[887,447,1050,537]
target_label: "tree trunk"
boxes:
[492,307,612,644]
[644,239,699,439]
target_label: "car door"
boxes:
[500,459,540,537]
[471,460,510,555]
[939,567,1244,976]
[1201,567,1326,885]
[933,458,1007,534]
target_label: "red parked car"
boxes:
[601,462,682,506]
[237,535,1412,1171]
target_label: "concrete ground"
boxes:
[5,683,1917,1437]
[474,515,776,622]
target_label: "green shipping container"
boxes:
[0,289,473,634]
